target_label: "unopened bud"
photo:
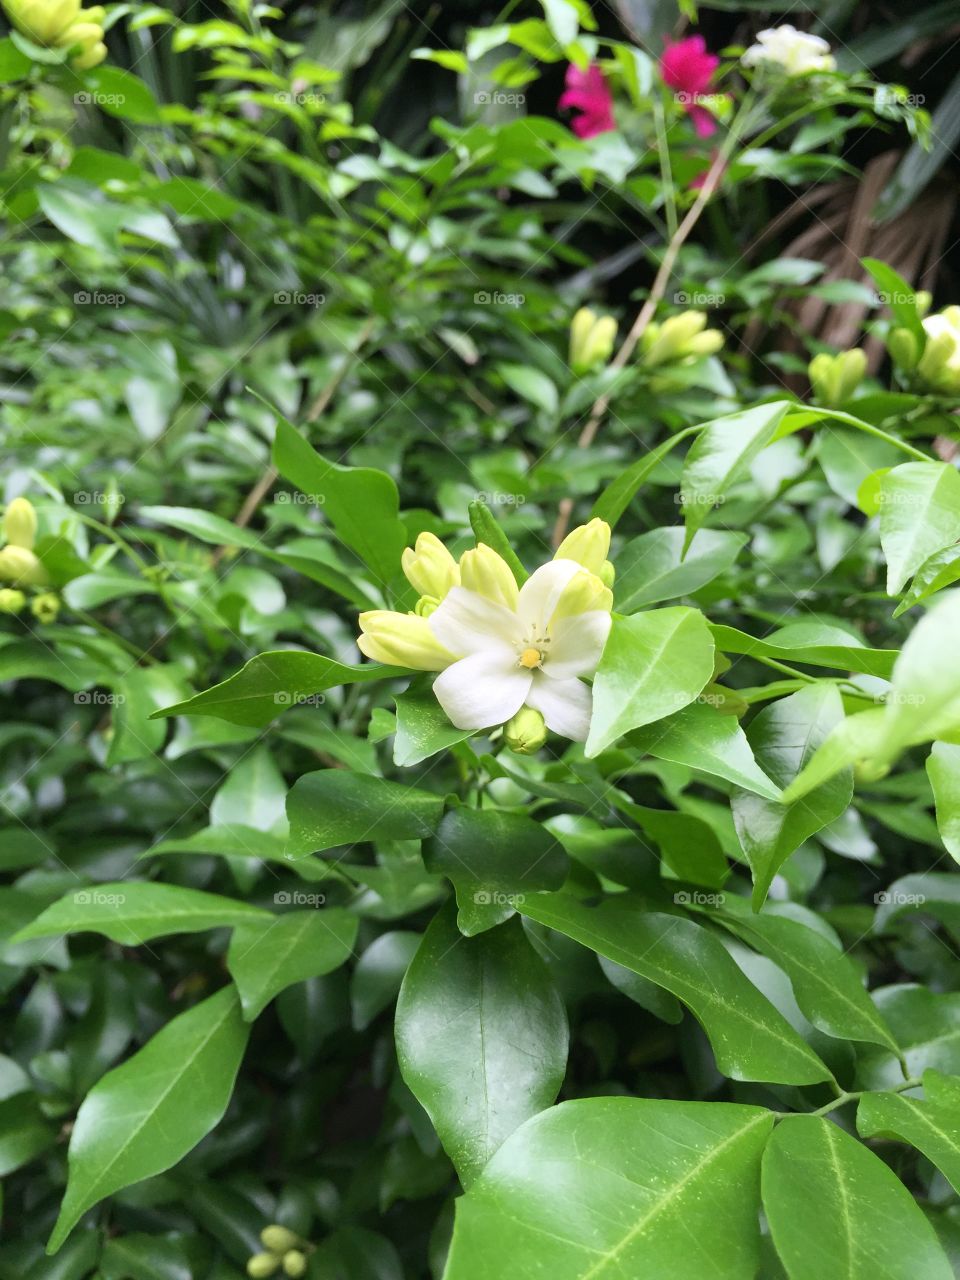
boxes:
[915,290,932,318]
[834,349,867,402]
[30,592,60,624]
[261,1226,302,1255]
[0,545,47,587]
[854,758,890,784]
[0,588,25,614]
[282,1252,309,1278]
[598,559,615,589]
[503,707,547,755]
[247,1255,280,1279]
[3,497,37,549]
[569,308,617,375]
[887,327,918,371]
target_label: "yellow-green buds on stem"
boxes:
[569,307,617,375]
[247,1255,280,1279]
[260,1227,302,1255]
[808,349,867,407]
[282,1252,308,1278]
[0,588,26,614]
[916,306,960,394]
[555,517,610,576]
[248,1226,312,1279]
[886,327,919,373]
[31,592,60,624]
[3,497,37,550]
[1,0,107,66]
[639,312,723,369]
[0,544,48,588]
[504,706,548,754]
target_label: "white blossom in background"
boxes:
[742,25,836,76]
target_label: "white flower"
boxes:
[427,558,611,742]
[742,25,836,75]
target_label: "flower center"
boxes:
[519,646,543,669]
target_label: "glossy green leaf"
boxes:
[928,741,960,861]
[48,986,250,1253]
[424,807,567,935]
[227,908,358,1019]
[396,908,567,1187]
[444,1097,773,1279]
[762,1114,952,1280]
[153,650,398,727]
[286,769,444,857]
[731,685,851,907]
[879,463,960,596]
[351,931,421,1030]
[586,608,715,757]
[859,986,960,1089]
[711,621,898,679]
[518,893,831,1085]
[13,881,269,946]
[394,678,472,765]
[858,1072,960,1195]
[615,527,747,611]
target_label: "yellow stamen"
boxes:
[520,647,542,669]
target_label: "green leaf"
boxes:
[928,741,960,862]
[152,651,398,727]
[859,986,960,1089]
[273,418,406,584]
[878,463,960,596]
[443,1097,773,1279]
[680,400,793,545]
[590,427,696,528]
[48,986,250,1254]
[285,769,444,857]
[351,930,421,1030]
[716,899,898,1052]
[106,664,189,765]
[146,824,290,865]
[711,621,898,679]
[0,36,32,79]
[858,1072,960,1196]
[615,527,747,611]
[893,543,960,617]
[862,258,926,342]
[99,1233,198,1280]
[394,678,472,766]
[468,499,527,585]
[0,1093,56,1175]
[37,182,119,253]
[518,893,831,1085]
[13,882,269,946]
[874,872,960,942]
[496,363,558,414]
[396,907,567,1187]
[629,700,782,801]
[424,807,568,935]
[731,685,852,908]
[586,608,715,757]
[81,66,161,123]
[762,1114,952,1280]
[227,908,358,1020]
[817,426,903,509]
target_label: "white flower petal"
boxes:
[517,559,583,633]
[544,610,611,680]
[428,586,521,657]
[433,652,531,730]
[526,674,593,742]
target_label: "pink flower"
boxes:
[660,35,720,138]
[558,63,615,139]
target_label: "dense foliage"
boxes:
[2,1,960,1277]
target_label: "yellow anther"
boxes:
[519,647,542,669]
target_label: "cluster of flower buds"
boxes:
[888,303,960,395]
[247,1225,310,1277]
[569,307,618,376]
[639,312,724,369]
[741,24,836,76]
[808,349,867,407]
[0,497,58,622]
[2,0,107,68]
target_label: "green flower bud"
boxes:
[886,327,918,371]
[260,1226,302,1255]
[809,350,866,406]
[808,352,836,404]
[503,707,547,755]
[3,497,37,549]
[640,312,723,368]
[0,588,26,614]
[282,1252,309,1279]
[835,349,867,402]
[915,290,932,318]
[247,1255,281,1279]
[413,594,440,617]
[917,308,960,393]
[598,559,615,589]
[569,307,617,375]
[30,592,60,624]
[0,545,48,587]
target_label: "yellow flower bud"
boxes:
[684,329,724,358]
[260,1226,301,1254]
[552,569,613,620]
[503,707,547,754]
[459,543,518,609]
[640,312,707,367]
[809,349,866,407]
[3,497,37,549]
[916,290,932,318]
[282,1252,308,1279]
[401,532,459,601]
[357,610,454,670]
[0,588,25,614]
[247,1254,280,1279]
[835,348,867,401]
[555,518,611,576]
[0,545,47,587]
[64,20,107,68]
[887,327,918,371]
[598,559,615,589]
[569,308,617,375]
[917,309,960,393]
[3,0,80,43]
[30,592,60,624]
